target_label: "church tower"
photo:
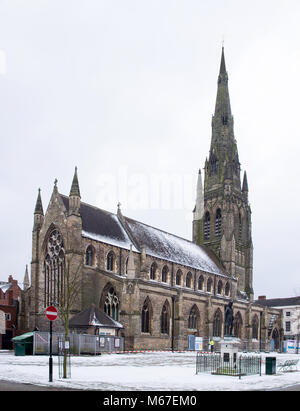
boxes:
[193,48,253,300]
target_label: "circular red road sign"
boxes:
[45,306,58,321]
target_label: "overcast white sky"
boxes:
[0,0,300,299]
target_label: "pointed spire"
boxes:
[70,166,81,198]
[34,188,44,215]
[23,265,30,290]
[193,169,204,221]
[214,46,232,120]
[219,46,226,75]
[242,171,248,192]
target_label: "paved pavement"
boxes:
[0,380,80,391]
[1,379,300,391]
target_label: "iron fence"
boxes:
[196,352,262,379]
[33,331,124,355]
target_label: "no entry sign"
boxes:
[45,306,58,321]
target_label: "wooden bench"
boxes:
[277,359,299,372]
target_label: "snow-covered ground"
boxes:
[0,350,300,391]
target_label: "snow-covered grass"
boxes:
[0,350,300,391]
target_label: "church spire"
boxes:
[242,171,248,192]
[193,169,204,221]
[23,265,30,290]
[205,47,240,194]
[70,166,81,198]
[213,46,232,130]
[69,166,81,216]
[33,188,44,231]
[34,188,44,215]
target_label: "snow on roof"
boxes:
[0,283,12,293]
[60,193,228,277]
[125,217,228,276]
[61,195,138,252]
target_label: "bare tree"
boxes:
[57,250,83,378]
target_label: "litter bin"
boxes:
[265,357,276,375]
[14,342,26,356]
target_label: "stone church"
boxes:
[19,48,282,351]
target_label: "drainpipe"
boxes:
[171,296,175,352]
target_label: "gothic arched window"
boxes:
[106,251,116,272]
[150,262,157,280]
[198,275,204,291]
[186,272,193,288]
[44,229,65,307]
[204,211,210,240]
[252,315,259,340]
[188,306,199,330]
[104,287,119,321]
[215,208,222,237]
[225,282,230,297]
[141,298,152,333]
[209,152,218,174]
[160,302,169,334]
[162,266,169,283]
[176,270,182,286]
[85,245,95,266]
[207,277,213,293]
[234,311,242,338]
[217,280,223,295]
[213,309,222,337]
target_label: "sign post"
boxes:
[45,306,58,382]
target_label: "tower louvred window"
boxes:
[209,152,218,174]
[239,212,243,242]
[204,211,210,240]
[215,209,222,237]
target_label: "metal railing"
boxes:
[33,331,124,355]
[196,352,262,379]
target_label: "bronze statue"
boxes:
[224,301,234,336]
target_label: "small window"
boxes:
[5,313,11,321]
[141,299,152,333]
[188,306,198,330]
[225,282,230,297]
[161,304,169,334]
[85,245,95,266]
[186,272,192,288]
[217,280,223,295]
[106,251,116,272]
[286,312,291,317]
[222,115,228,125]
[150,263,157,280]
[176,270,182,286]
[198,275,204,291]
[207,278,213,293]
[285,321,291,332]
[162,266,169,283]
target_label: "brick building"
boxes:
[0,275,22,349]
[19,48,282,351]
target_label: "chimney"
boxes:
[258,296,266,301]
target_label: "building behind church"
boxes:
[19,48,282,351]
